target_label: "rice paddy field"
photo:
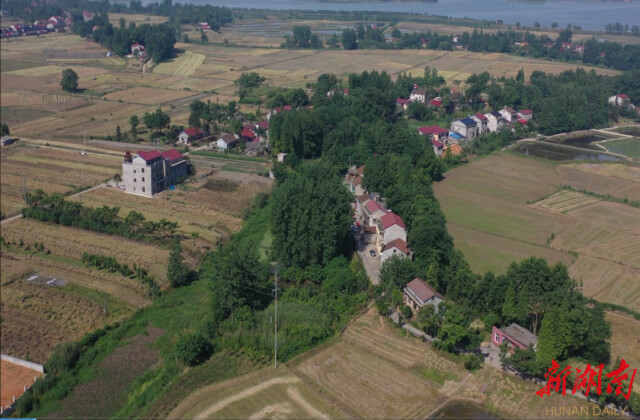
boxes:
[434,153,640,311]
[601,138,640,160]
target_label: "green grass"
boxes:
[602,138,640,159]
[191,150,268,163]
[0,107,55,124]
[0,59,41,73]
[63,282,136,320]
[234,201,273,262]
[416,367,457,385]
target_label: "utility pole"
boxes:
[274,268,278,369]
[22,176,29,232]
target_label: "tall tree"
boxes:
[271,161,352,267]
[60,68,79,92]
[537,306,571,362]
[342,28,358,50]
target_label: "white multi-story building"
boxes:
[122,149,187,197]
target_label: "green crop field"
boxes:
[602,138,640,159]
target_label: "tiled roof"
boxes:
[430,99,442,106]
[184,127,202,137]
[382,238,410,254]
[518,109,533,115]
[474,113,487,121]
[161,149,183,161]
[257,120,269,130]
[405,278,443,303]
[618,94,630,99]
[396,98,411,104]
[432,139,444,148]
[365,199,385,214]
[137,150,161,161]
[380,211,405,230]
[418,126,448,135]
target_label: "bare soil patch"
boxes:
[0,360,43,409]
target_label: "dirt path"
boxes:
[195,377,301,419]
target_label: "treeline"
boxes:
[340,25,640,72]
[605,22,640,36]
[2,0,232,29]
[82,252,160,298]
[24,190,178,242]
[281,25,322,49]
[73,13,175,63]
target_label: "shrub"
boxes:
[175,333,213,366]
[482,313,501,332]
[463,352,484,371]
[46,342,80,375]
[401,305,413,319]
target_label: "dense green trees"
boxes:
[175,333,213,366]
[341,28,358,50]
[282,25,322,49]
[60,68,79,92]
[167,239,191,288]
[271,161,353,267]
[1,123,9,136]
[143,108,171,137]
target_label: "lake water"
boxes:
[165,0,640,32]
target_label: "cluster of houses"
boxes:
[400,86,536,157]
[1,15,70,38]
[174,119,270,155]
[121,149,187,197]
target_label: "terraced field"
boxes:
[533,189,600,213]
[153,51,205,76]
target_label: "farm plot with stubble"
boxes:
[434,152,640,311]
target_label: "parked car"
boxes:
[369,250,376,257]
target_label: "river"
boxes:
[161,0,640,32]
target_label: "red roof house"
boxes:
[137,150,162,161]
[161,149,183,162]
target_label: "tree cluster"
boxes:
[143,108,171,137]
[82,252,159,297]
[24,191,177,243]
[282,25,322,49]
[60,68,79,92]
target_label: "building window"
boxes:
[495,333,500,343]
[134,178,136,182]
[142,177,145,182]
[134,170,136,173]
[141,168,145,173]
[142,187,145,192]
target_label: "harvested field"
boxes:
[558,165,640,201]
[1,219,169,284]
[49,325,162,419]
[533,189,600,213]
[435,153,640,310]
[174,369,342,419]
[607,311,640,394]
[0,360,43,410]
[108,13,168,25]
[0,270,135,363]
[103,86,196,105]
[297,341,441,419]
[153,51,205,76]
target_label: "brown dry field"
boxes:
[0,360,43,408]
[1,30,622,140]
[607,311,640,394]
[434,153,640,311]
[107,13,168,25]
[0,276,133,364]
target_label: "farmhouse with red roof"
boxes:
[471,113,489,135]
[177,127,205,145]
[122,149,187,197]
[492,323,538,351]
[381,238,412,264]
[608,94,632,108]
[375,211,407,252]
[516,109,533,122]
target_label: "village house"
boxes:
[403,278,444,312]
[381,238,411,264]
[245,138,265,154]
[396,98,411,111]
[344,165,365,196]
[429,97,442,108]
[410,87,427,103]
[516,109,533,122]
[122,149,187,197]
[417,126,449,143]
[177,127,204,145]
[485,111,506,133]
[432,139,444,157]
[471,113,488,135]
[375,211,406,252]
[499,107,517,122]
[216,133,238,151]
[363,199,387,227]
[608,94,631,107]
[131,43,146,58]
[267,105,292,120]
[241,126,257,142]
[82,10,94,22]
[199,22,210,31]
[492,323,538,351]
[450,118,479,141]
